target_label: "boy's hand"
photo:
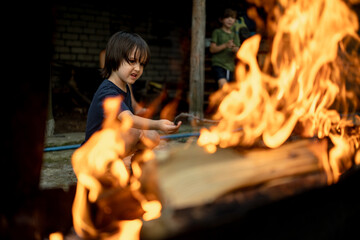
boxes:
[158,119,182,134]
[226,39,235,49]
[231,45,239,53]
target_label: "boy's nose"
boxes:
[134,62,141,70]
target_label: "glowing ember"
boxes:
[114,220,142,240]
[199,0,360,183]
[49,232,63,240]
[71,96,161,239]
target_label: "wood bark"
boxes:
[155,139,327,209]
[189,0,206,119]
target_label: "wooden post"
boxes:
[189,0,205,119]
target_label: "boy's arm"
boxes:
[209,42,227,53]
[128,83,148,116]
[209,40,236,54]
[118,110,181,134]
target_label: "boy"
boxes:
[210,8,240,88]
[85,31,181,157]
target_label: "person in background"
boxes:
[85,31,181,163]
[209,8,240,89]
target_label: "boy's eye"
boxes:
[128,59,145,67]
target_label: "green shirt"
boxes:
[211,28,240,71]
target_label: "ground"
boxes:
[41,110,87,189]
[53,110,87,134]
[41,112,204,190]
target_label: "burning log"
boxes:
[90,154,162,231]
[142,165,360,240]
[154,138,327,209]
[71,152,161,239]
[140,137,331,239]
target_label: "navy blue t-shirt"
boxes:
[84,79,133,142]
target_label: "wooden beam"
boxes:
[189,0,206,119]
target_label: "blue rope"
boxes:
[160,132,200,139]
[44,144,82,152]
[43,132,201,152]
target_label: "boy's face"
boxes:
[115,49,144,85]
[221,16,236,28]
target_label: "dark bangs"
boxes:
[101,31,150,78]
[124,38,150,66]
[223,8,237,19]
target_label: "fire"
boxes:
[69,1,360,237]
[199,0,360,183]
[49,232,63,240]
[71,96,161,239]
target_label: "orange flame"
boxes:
[49,232,63,240]
[71,96,161,239]
[199,0,360,183]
